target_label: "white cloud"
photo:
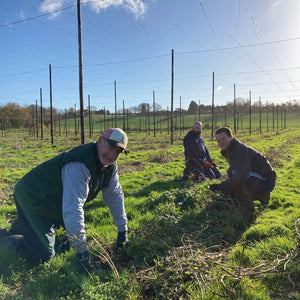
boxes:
[39,0,65,19]
[217,86,223,92]
[271,0,281,7]
[39,0,147,19]
[17,10,26,20]
[87,0,147,18]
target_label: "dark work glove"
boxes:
[210,184,220,192]
[204,162,212,168]
[76,250,102,274]
[210,161,217,168]
[116,231,129,248]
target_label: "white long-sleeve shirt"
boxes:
[61,162,127,253]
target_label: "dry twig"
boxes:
[134,219,300,298]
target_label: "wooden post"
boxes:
[126,109,129,132]
[211,71,214,139]
[49,64,54,144]
[182,106,184,131]
[40,88,43,140]
[272,102,275,131]
[65,109,67,137]
[259,96,262,134]
[88,95,92,138]
[104,106,106,131]
[114,80,117,127]
[123,100,125,131]
[74,104,77,136]
[58,113,61,136]
[99,110,102,132]
[249,91,252,135]
[35,99,38,138]
[180,96,182,136]
[266,100,269,132]
[153,90,156,137]
[167,106,170,134]
[171,49,174,144]
[281,106,283,130]
[77,0,85,144]
[233,84,236,134]
[276,105,279,132]
[1,114,2,137]
[139,112,141,132]
[147,103,150,135]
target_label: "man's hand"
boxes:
[76,250,102,274]
[210,184,220,192]
[204,162,212,168]
[116,231,129,248]
[210,161,217,168]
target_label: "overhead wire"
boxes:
[244,10,299,102]
[0,4,76,29]
[0,0,106,29]
[0,1,300,108]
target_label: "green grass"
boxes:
[0,127,300,299]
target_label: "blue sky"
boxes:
[1,0,300,112]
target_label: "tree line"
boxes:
[1,98,299,143]
[1,99,300,129]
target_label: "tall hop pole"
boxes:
[77,0,85,144]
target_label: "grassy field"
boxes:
[0,127,299,299]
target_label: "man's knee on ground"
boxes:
[27,248,54,264]
[2,234,55,264]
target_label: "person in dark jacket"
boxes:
[210,127,276,212]
[183,121,221,181]
[0,128,129,273]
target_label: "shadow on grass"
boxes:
[0,248,27,279]
[129,177,194,198]
[85,177,193,213]
[111,181,258,270]
[183,200,257,247]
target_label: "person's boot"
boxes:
[257,192,270,207]
[183,167,190,180]
[235,185,255,214]
[0,227,11,243]
[1,234,23,255]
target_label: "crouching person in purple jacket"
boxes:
[183,121,221,181]
[0,128,129,273]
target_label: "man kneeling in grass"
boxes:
[209,127,276,213]
[183,121,221,181]
[0,128,129,273]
